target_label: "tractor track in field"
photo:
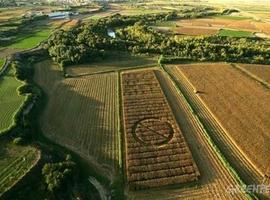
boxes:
[164,65,265,196]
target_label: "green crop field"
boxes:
[0,59,4,68]
[218,29,254,37]
[213,15,252,20]
[0,68,26,134]
[9,29,52,49]
[0,140,39,196]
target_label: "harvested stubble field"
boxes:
[176,17,270,35]
[121,70,200,189]
[237,63,270,85]
[178,18,257,31]
[168,63,270,179]
[34,60,121,177]
[0,141,40,196]
[0,8,29,21]
[128,69,248,199]
[175,26,219,36]
[53,19,80,30]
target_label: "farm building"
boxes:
[48,12,71,20]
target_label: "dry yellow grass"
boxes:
[175,27,219,36]
[0,8,29,20]
[254,22,270,34]
[238,63,270,85]
[174,63,270,175]
[177,18,261,32]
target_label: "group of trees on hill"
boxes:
[46,10,270,68]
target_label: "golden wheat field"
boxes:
[177,18,267,33]
[126,69,248,199]
[175,26,219,36]
[34,60,121,178]
[238,63,270,85]
[169,63,270,177]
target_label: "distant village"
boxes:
[0,0,123,7]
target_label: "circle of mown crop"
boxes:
[132,118,174,146]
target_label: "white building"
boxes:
[48,12,71,20]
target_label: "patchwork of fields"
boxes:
[156,16,270,37]
[2,2,270,198]
[128,69,249,199]
[32,57,270,198]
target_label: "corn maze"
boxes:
[121,70,199,190]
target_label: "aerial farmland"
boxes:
[0,0,270,199]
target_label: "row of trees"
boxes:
[47,9,270,68]
[117,24,270,64]
[46,7,219,68]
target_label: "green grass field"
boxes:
[9,29,52,49]
[0,140,39,196]
[0,59,4,67]
[219,29,254,37]
[213,15,252,20]
[0,68,26,133]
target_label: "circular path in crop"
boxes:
[132,118,174,146]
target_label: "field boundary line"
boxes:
[160,64,258,200]
[67,64,157,78]
[175,66,264,178]
[118,72,129,191]
[116,72,122,170]
[231,63,270,90]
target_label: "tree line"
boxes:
[46,8,270,69]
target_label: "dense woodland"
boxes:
[46,7,270,68]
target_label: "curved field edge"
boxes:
[0,66,29,135]
[160,64,258,200]
[33,60,123,191]
[0,147,41,197]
